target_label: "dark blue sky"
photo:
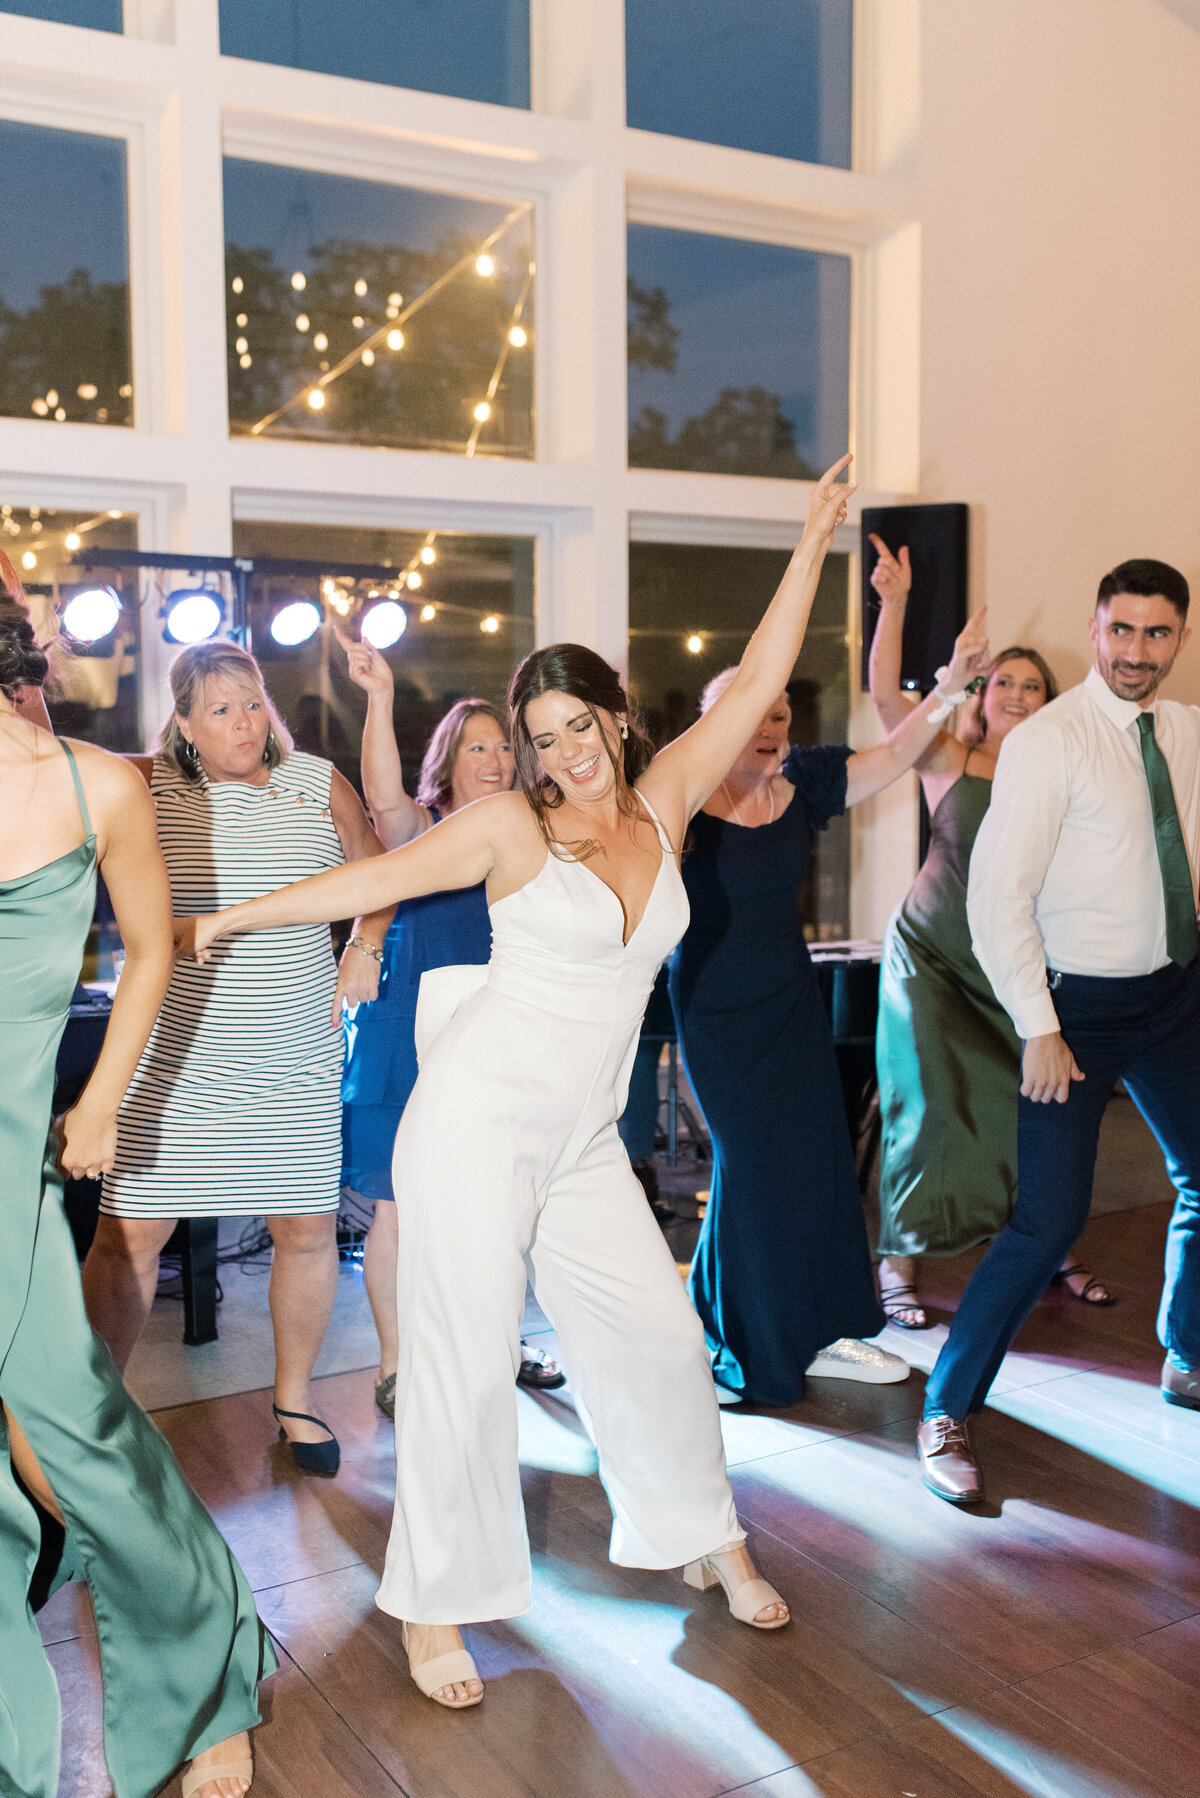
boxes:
[627,224,851,470]
[219,0,529,109]
[0,119,128,313]
[626,0,852,168]
[223,159,525,272]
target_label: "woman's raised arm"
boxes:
[642,455,854,832]
[335,625,429,848]
[179,789,526,961]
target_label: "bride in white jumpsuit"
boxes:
[182,456,856,1708]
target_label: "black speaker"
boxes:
[860,503,969,693]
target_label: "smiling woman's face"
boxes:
[980,658,1047,742]
[522,689,623,806]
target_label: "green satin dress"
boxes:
[875,769,1021,1258]
[0,741,275,1798]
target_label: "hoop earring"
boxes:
[619,723,628,740]
[182,738,199,768]
[263,729,276,765]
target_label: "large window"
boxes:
[231,521,535,794]
[629,542,851,937]
[626,0,853,169]
[2,1,120,27]
[627,225,850,480]
[219,0,530,111]
[4,505,141,748]
[224,160,535,458]
[0,119,133,428]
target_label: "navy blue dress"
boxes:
[342,858,491,1203]
[669,746,885,1405]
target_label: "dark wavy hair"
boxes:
[0,592,50,697]
[507,643,654,859]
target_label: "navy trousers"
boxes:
[925,961,1200,1420]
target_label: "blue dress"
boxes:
[342,850,491,1202]
[669,747,885,1405]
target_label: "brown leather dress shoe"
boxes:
[1161,1358,1200,1411]
[916,1415,984,1504]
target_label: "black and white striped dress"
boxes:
[102,751,345,1218]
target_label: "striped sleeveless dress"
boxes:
[102,750,345,1218]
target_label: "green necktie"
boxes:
[1137,712,1198,968]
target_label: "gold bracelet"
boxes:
[346,934,384,964]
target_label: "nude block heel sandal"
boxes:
[683,1556,790,1629]
[401,1622,484,1709]
[181,1757,253,1798]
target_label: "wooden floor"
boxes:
[44,1200,1200,1798]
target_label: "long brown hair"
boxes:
[508,643,654,859]
[158,641,292,781]
[416,697,509,813]
[959,645,1059,747]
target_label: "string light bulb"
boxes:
[295,314,310,333]
[31,398,48,416]
[361,348,375,367]
[239,354,253,369]
[231,276,244,294]
[419,546,436,565]
[508,325,528,348]
[420,603,436,622]
[386,329,404,351]
[352,315,365,329]
[475,253,496,277]
[291,271,306,291]
[21,551,37,570]
[235,337,249,354]
[686,634,703,654]
[108,509,122,518]
[64,531,82,551]
[46,390,58,407]
[307,388,326,410]
[387,292,402,307]
[313,332,328,352]
[407,571,423,590]
[77,383,98,400]
[236,313,248,327]
[473,401,492,424]
[354,278,368,297]
[481,614,500,634]
[54,408,66,421]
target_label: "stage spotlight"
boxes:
[270,600,322,646]
[361,600,407,649]
[164,587,223,645]
[62,585,121,644]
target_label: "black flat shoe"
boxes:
[272,1402,340,1474]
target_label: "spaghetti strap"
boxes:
[59,741,94,839]
[633,787,675,856]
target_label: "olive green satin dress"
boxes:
[876,771,1021,1258]
[0,742,275,1798]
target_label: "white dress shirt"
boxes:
[967,667,1200,1039]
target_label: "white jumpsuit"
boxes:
[377,795,743,1625]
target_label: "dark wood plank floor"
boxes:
[43,1201,1200,1798]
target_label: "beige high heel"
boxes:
[401,1622,484,1709]
[683,1555,791,1629]
[181,1754,253,1798]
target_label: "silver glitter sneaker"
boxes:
[805,1338,910,1384]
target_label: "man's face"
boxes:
[1089,592,1190,704]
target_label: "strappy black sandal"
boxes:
[272,1402,340,1474]
[1050,1263,1115,1307]
[879,1280,928,1331]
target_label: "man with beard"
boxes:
[916,559,1200,1502]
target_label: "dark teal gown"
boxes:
[669,747,885,1405]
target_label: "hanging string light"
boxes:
[465,265,532,459]
[247,201,533,439]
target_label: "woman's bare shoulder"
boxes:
[64,740,155,806]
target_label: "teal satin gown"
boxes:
[0,741,275,1798]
